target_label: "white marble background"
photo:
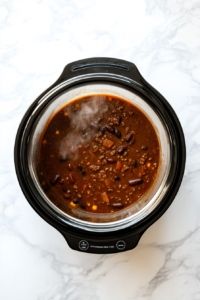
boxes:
[0,0,200,299]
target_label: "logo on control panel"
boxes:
[116,240,126,250]
[79,240,89,251]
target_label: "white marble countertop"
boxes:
[0,0,200,299]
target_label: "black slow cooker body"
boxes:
[14,58,186,253]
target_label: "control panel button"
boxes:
[116,240,126,250]
[79,240,89,251]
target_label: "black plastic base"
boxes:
[14,57,186,254]
[62,232,143,253]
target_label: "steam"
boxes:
[59,96,109,160]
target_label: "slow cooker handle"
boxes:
[55,57,144,85]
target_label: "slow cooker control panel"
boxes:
[78,239,126,251]
[63,234,141,254]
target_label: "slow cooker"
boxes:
[14,57,186,253]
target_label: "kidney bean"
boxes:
[129,167,133,173]
[51,174,60,185]
[64,194,70,199]
[129,178,143,186]
[107,158,117,164]
[141,145,148,150]
[116,116,122,124]
[90,122,100,131]
[129,138,135,145]
[114,129,121,138]
[117,145,127,155]
[132,159,137,167]
[100,126,105,134]
[80,204,86,209]
[81,170,86,176]
[63,187,67,192]
[105,124,114,133]
[69,174,75,183]
[114,175,121,181]
[126,133,133,142]
[73,198,79,204]
[77,164,83,171]
[68,164,73,170]
[112,203,124,208]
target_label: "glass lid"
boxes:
[28,82,172,232]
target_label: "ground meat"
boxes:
[89,165,101,172]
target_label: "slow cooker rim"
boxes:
[14,68,186,238]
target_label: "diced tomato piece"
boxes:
[116,161,122,171]
[105,179,112,187]
[103,139,114,148]
[142,182,149,191]
[82,185,87,192]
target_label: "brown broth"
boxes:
[36,95,160,214]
